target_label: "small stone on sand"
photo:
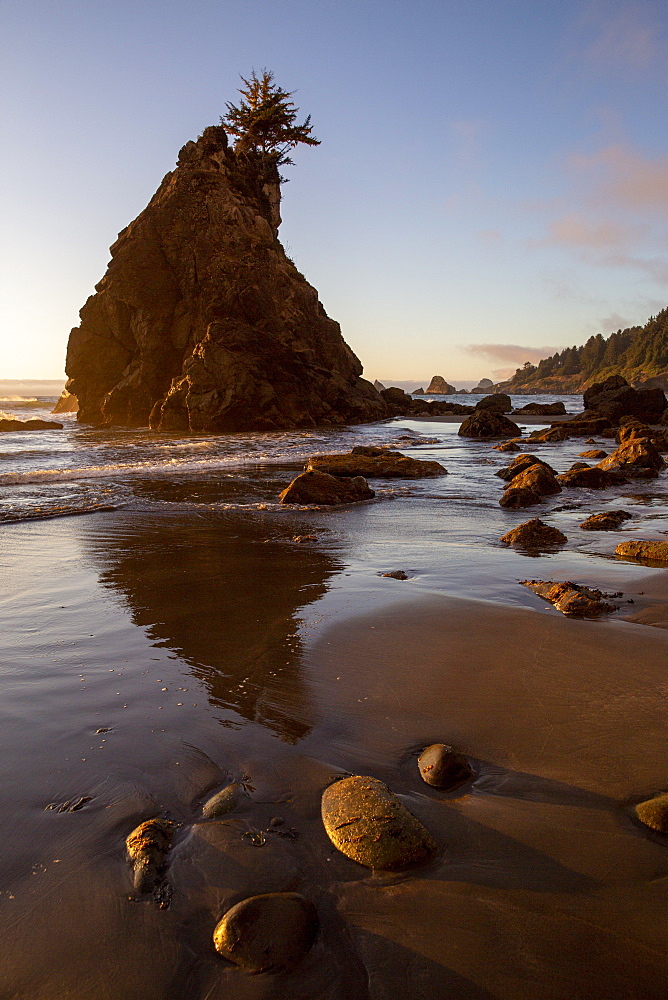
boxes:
[418,744,474,789]
[202,782,246,819]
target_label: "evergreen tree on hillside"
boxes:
[221,70,320,176]
[497,307,668,391]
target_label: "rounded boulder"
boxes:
[321,775,436,870]
[213,892,318,972]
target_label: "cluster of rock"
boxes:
[278,446,447,505]
[496,454,561,508]
[120,740,472,974]
[490,374,668,617]
[529,376,668,443]
[380,386,474,417]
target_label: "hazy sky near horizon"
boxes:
[1,0,666,382]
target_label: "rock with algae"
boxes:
[615,540,668,565]
[126,817,174,892]
[521,580,619,616]
[321,775,436,870]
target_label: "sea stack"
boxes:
[65,126,387,431]
[425,375,456,394]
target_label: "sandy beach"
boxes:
[2,437,668,999]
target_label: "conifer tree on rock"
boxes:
[221,70,320,177]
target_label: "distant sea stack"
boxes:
[65,127,387,431]
[469,378,494,394]
[425,375,456,394]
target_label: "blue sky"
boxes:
[1,0,666,382]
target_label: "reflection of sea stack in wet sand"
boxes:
[65,126,387,432]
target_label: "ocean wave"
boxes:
[0,502,118,523]
[0,397,41,405]
[0,431,438,486]
[0,452,311,486]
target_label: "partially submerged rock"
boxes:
[382,570,408,580]
[417,744,473,789]
[306,448,446,478]
[321,775,436,870]
[498,486,541,509]
[202,782,246,819]
[529,425,571,443]
[213,892,318,972]
[458,410,520,439]
[504,463,561,497]
[493,440,521,453]
[521,580,618,616]
[556,467,627,489]
[579,449,608,459]
[495,454,556,481]
[279,470,374,505]
[615,540,668,565]
[51,389,79,413]
[0,418,63,431]
[500,518,567,549]
[126,817,174,892]
[634,793,668,833]
[499,457,561,509]
[580,511,631,531]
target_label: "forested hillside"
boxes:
[496,309,668,394]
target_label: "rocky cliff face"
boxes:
[65,126,387,431]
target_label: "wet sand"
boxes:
[1,500,668,997]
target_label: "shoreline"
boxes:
[413,411,577,424]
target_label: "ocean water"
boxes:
[0,391,579,519]
[3,389,668,606]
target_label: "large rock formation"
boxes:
[65,127,387,431]
[582,375,666,424]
